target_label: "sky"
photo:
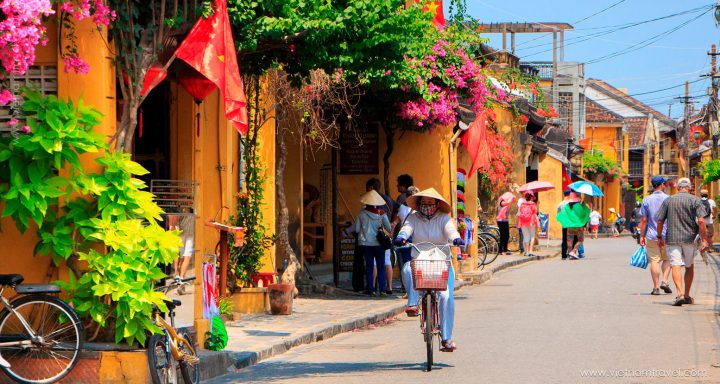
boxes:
[460,0,719,119]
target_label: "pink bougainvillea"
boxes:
[0,0,55,76]
[398,39,509,129]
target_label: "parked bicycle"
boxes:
[399,242,452,372]
[147,277,199,384]
[0,274,83,384]
[477,231,499,267]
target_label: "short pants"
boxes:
[666,243,697,267]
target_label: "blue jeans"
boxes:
[402,261,456,341]
[360,245,385,294]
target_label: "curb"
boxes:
[202,251,559,380]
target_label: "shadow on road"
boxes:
[210,361,454,383]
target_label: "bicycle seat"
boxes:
[0,274,23,286]
[164,299,182,310]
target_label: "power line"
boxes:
[573,0,628,25]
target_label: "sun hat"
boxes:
[406,188,451,213]
[360,190,386,206]
[677,177,692,188]
[700,188,709,196]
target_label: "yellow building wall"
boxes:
[538,155,564,239]
[1,20,114,284]
[585,125,622,219]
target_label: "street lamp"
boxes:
[715,1,720,26]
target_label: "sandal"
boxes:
[405,306,419,317]
[440,340,457,352]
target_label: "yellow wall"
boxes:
[1,19,115,284]
[538,155,564,239]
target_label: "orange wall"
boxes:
[1,19,114,284]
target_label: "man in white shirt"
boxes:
[700,189,716,254]
[589,209,601,239]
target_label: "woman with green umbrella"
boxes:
[557,191,591,259]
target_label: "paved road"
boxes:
[208,237,720,383]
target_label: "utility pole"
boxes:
[676,81,697,177]
[708,44,719,160]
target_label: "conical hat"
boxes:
[360,190,386,206]
[406,188,451,213]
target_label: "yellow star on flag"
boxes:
[218,55,225,63]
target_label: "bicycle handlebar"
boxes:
[394,242,452,253]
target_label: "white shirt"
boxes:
[702,198,716,224]
[589,210,601,225]
[398,212,461,259]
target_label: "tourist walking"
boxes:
[656,178,708,306]
[352,190,392,296]
[557,190,571,259]
[700,189,716,255]
[366,178,395,294]
[638,176,672,295]
[589,208,601,239]
[557,192,590,259]
[497,192,514,255]
[518,193,540,256]
[608,207,620,237]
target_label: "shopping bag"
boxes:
[630,246,648,269]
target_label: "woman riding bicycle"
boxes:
[394,188,463,352]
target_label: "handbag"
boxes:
[376,226,392,250]
[630,246,648,269]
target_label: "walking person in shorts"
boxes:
[656,178,709,306]
[699,189,716,255]
[638,176,672,295]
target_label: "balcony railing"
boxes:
[660,162,679,176]
[628,162,643,177]
[520,62,553,80]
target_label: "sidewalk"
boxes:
[200,242,561,381]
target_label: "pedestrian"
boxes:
[656,177,709,306]
[517,194,526,253]
[699,188,716,255]
[608,207,620,237]
[557,190,571,259]
[395,174,414,208]
[497,192,514,255]
[352,190,392,296]
[557,191,590,259]
[167,214,195,294]
[395,188,464,352]
[518,193,540,256]
[366,178,395,294]
[589,208,601,239]
[638,176,672,296]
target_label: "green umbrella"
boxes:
[557,202,590,228]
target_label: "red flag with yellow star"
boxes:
[415,0,445,28]
[175,0,248,135]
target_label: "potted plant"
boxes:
[268,283,294,315]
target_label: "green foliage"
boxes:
[582,149,619,178]
[0,90,180,346]
[700,159,720,184]
[218,296,234,316]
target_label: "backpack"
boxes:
[702,199,712,218]
[518,202,535,222]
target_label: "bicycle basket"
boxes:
[410,259,450,291]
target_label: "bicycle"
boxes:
[147,277,199,384]
[400,242,452,372]
[478,218,500,240]
[0,274,83,384]
[477,231,499,266]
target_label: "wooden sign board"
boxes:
[339,237,356,272]
[339,124,379,174]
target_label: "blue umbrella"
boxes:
[568,181,604,197]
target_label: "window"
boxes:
[0,65,58,135]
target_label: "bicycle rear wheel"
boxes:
[0,295,83,384]
[422,293,434,372]
[148,332,178,384]
[475,235,488,268]
[479,232,500,265]
[178,331,200,384]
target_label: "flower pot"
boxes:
[268,283,294,315]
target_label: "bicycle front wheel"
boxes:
[178,331,200,384]
[0,295,83,384]
[475,235,488,268]
[148,333,178,384]
[422,293,434,372]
